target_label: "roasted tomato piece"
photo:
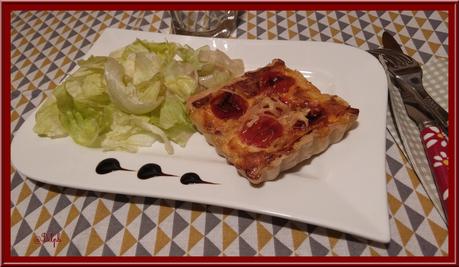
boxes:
[240,116,283,148]
[210,92,248,120]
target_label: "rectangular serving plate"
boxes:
[11,28,389,243]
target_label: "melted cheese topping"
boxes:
[187,59,359,182]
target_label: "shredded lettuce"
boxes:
[33,39,244,154]
[151,93,195,147]
[101,106,172,153]
[33,94,68,138]
[54,83,112,147]
[104,57,163,115]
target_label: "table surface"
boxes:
[10,10,449,256]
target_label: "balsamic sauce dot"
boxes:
[180,172,217,185]
[96,158,131,174]
[137,163,175,180]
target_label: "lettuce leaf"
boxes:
[33,94,68,138]
[150,93,195,146]
[104,57,163,115]
[54,84,112,147]
[101,107,172,154]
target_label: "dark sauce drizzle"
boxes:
[96,158,132,174]
[95,158,217,185]
[180,172,218,185]
[137,163,176,180]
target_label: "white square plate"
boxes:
[11,28,389,243]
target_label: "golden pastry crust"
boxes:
[186,59,359,184]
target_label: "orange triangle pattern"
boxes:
[154,228,171,255]
[85,228,104,255]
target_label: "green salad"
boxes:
[33,39,244,154]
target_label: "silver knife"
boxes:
[381,31,448,135]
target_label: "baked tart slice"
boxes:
[186,59,359,184]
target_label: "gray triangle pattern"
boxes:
[105,215,124,241]
[238,211,255,233]
[138,213,156,240]
[205,212,220,235]
[24,194,43,217]
[346,235,367,256]
[17,77,31,90]
[171,212,187,238]
[309,237,329,256]
[14,221,33,245]
[277,25,287,35]
[140,18,151,28]
[406,25,418,36]
[46,218,63,236]
[239,237,257,256]
[159,21,169,31]
[297,23,307,34]
[401,13,413,25]
[31,89,42,99]
[295,13,306,22]
[169,241,186,256]
[236,28,245,38]
[297,33,307,41]
[135,242,151,256]
[102,244,116,256]
[38,245,50,256]
[22,102,36,115]
[415,234,438,256]
[71,215,91,238]
[419,51,433,63]
[112,194,130,212]
[274,237,292,256]
[203,237,220,256]
[13,117,25,133]
[386,239,403,256]
[53,194,71,215]
[11,172,24,190]
[319,33,330,41]
[430,19,442,30]
[386,155,403,176]
[11,89,21,100]
[25,63,38,76]
[257,26,266,37]
[386,137,394,150]
[394,178,414,202]
[405,205,425,231]
[435,31,448,42]
[66,242,81,256]
[358,19,370,30]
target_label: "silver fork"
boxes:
[368,48,449,135]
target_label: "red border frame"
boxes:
[1,1,457,265]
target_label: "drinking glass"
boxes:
[170,11,238,38]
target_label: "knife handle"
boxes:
[420,126,449,218]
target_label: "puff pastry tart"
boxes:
[186,59,359,184]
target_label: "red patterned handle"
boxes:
[420,126,449,217]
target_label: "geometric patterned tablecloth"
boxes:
[10,10,449,256]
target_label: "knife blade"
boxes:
[381,31,449,136]
[378,55,449,220]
